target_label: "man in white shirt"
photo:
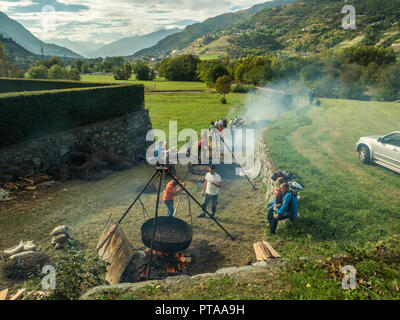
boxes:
[198,165,222,218]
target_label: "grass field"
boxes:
[263,99,400,299]
[146,92,245,146]
[81,75,207,91]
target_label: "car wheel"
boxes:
[359,146,370,164]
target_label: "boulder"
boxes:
[51,233,69,245]
[3,241,25,258]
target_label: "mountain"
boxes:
[130,0,299,60]
[0,11,83,58]
[87,28,181,58]
[181,0,400,58]
[0,34,37,66]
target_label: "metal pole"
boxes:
[166,170,235,241]
[95,169,158,253]
[147,168,164,280]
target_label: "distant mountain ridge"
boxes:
[130,0,299,59]
[0,11,82,58]
[87,28,182,58]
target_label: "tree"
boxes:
[68,68,81,81]
[215,75,231,102]
[73,59,88,74]
[197,61,230,88]
[160,55,200,81]
[114,62,133,80]
[35,57,65,69]
[27,65,49,79]
[133,60,153,80]
[48,64,68,79]
[0,42,10,77]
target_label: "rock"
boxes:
[50,225,72,237]
[237,265,255,272]
[54,242,67,250]
[215,267,240,275]
[252,261,268,268]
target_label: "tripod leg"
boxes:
[95,169,158,253]
[166,170,235,241]
[147,169,164,280]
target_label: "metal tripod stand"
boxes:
[95,165,235,280]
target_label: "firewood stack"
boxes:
[253,241,281,261]
[50,225,73,250]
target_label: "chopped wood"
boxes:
[262,240,281,258]
[253,241,272,261]
[0,289,8,300]
[10,288,26,300]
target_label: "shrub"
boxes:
[232,84,256,93]
[48,248,108,300]
[0,82,144,148]
[221,97,227,104]
[28,65,49,79]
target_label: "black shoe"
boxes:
[197,214,206,218]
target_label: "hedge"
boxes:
[0,84,144,148]
[0,78,117,94]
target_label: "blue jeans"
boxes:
[164,200,174,217]
[202,194,218,216]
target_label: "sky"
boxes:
[0,0,268,51]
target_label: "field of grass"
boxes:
[262,98,400,299]
[146,92,245,146]
[81,75,207,91]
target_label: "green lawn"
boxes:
[263,98,400,299]
[81,75,207,91]
[146,92,245,146]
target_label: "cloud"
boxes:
[0,0,37,11]
[6,0,268,44]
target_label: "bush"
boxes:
[48,248,108,300]
[220,97,227,104]
[0,82,144,148]
[28,65,49,79]
[232,84,256,93]
[0,78,109,94]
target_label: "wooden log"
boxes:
[257,241,272,260]
[10,288,26,300]
[253,241,272,261]
[0,289,8,300]
[262,240,281,258]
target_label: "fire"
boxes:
[137,251,189,279]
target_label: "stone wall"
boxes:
[254,134,278,204]
[0,110,152,182]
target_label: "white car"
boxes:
[356,131,400,173]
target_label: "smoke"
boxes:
[228,80,310,172]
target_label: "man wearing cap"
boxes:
[198,165,221,218]
[269,182,298,235]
